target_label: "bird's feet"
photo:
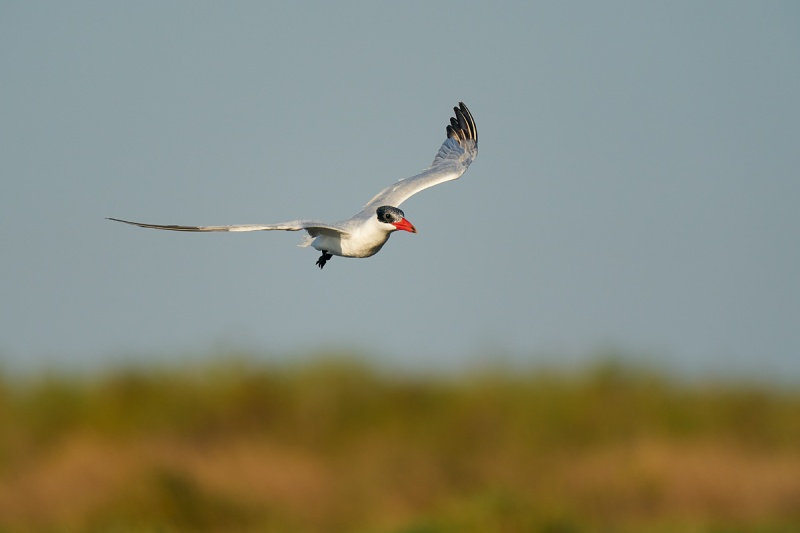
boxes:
[316,251,333,269]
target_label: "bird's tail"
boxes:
[298,234,314,248]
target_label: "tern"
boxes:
[109,102,478,269]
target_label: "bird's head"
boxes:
[376,206,417,234]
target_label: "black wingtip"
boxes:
[447,102,477,147]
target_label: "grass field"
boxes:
[1,355,799,532]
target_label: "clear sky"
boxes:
[2,2,799,380]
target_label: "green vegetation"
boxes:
[1,355,799,532]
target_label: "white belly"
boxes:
[310,230,391,258]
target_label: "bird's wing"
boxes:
[363,102,478,210]
[107,217,349,237]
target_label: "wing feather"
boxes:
[364,102,478,210]
[106,217,349,236]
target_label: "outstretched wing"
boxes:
[363,102,478,210]
[107,217,349,238]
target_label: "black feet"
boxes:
[316,251,333,269]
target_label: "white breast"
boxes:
[310,217,393,258]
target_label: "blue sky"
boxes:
[2,2,799,379]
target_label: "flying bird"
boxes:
[109,102,478,269]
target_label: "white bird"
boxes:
[109,102,478,269]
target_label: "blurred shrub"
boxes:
[0,354,799,532]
